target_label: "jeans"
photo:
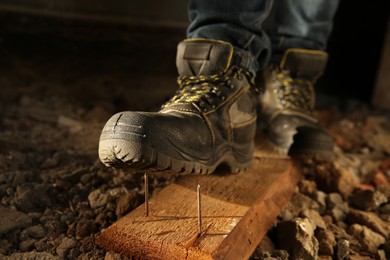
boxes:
[187,0,339,75]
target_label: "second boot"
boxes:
[259,48,334,158]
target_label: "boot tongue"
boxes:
[176,39,233,77]
[280,49,328,81]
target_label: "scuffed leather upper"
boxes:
[260,48,332,151]
[101,39,259,164]
[176,39,233,76]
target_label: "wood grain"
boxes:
[97,137,301,259]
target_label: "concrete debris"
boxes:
[347,224,385,254]
[277,218,319,260]
[347,209,390,237]
[315,162,359,198]
[0,206,32,234]
[350,189,388,211]
[336,239,350,260]
[315,228,336,256]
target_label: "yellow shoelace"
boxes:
[163,67,253,111]
[273,69,314,112]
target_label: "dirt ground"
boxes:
[1,14,390,259]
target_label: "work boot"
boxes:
[99,39,259,174]
[259,48,334,158]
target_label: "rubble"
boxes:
[276,218,319,260]
[347,224,385,254]
[314,162,359,198]
[347,209,390,237]
[349,189,388,210]
[0,207,32,234]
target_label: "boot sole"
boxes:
[99,139,252,174]
[267,134,334,160]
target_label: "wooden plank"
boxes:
[372,10,390,109]
[96,137,301,259]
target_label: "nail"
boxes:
[144,173,149,217]
[197,184,202,235]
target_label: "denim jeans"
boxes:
[187,0,339,75]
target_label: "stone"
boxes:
[272,250,289,260]
[19,239,37,252]
[383,240,390,259]
[282,193,321,219]
[312,191,327,214]
[378,249,387,260]
[7,251,60,260]
[315,228,336,256]
[350,189,388,210]
[56,237,77,258]
[75,219,97,238]
[88,189,110,209]
[8,151,27,167]
[61,168,88,182]
[15,183,52,211]
[300,209,326,230]
[79,236,95,253]
[326,193,349,222]
[327,193,344,207]
[315,162,359,198]
[336,239,350,260]
[347,224,385,254]
[298,180,317,195]
[34,239,52,252]
[40,156,59,169]
[67,248,81,259]
[373,171,390,186]
[44,219,65,240]
[277,218,319,260]
[12,171,31,186]
[0,206,32,234]
[85,106,111,123]
[254,251,276,260]
[365,116,390,153]
[22,225,45,239]
[104,251,127,260]
[256,235,275,253]
[379,203,390,214]
[115,192,141,217]
[58,115,82,131]
[0,239,11,255]
[347,209,390,237]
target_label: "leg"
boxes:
[267,0,339,62]
[187,0,274,74]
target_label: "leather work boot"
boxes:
[259,48,334,158]
[99,39,259,174]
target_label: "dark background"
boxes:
[321,0,390,104]
[0,0,389,107]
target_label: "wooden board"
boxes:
[96,137,301,259]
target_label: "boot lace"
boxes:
[272,67,314,112]
[162,67,254,112]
